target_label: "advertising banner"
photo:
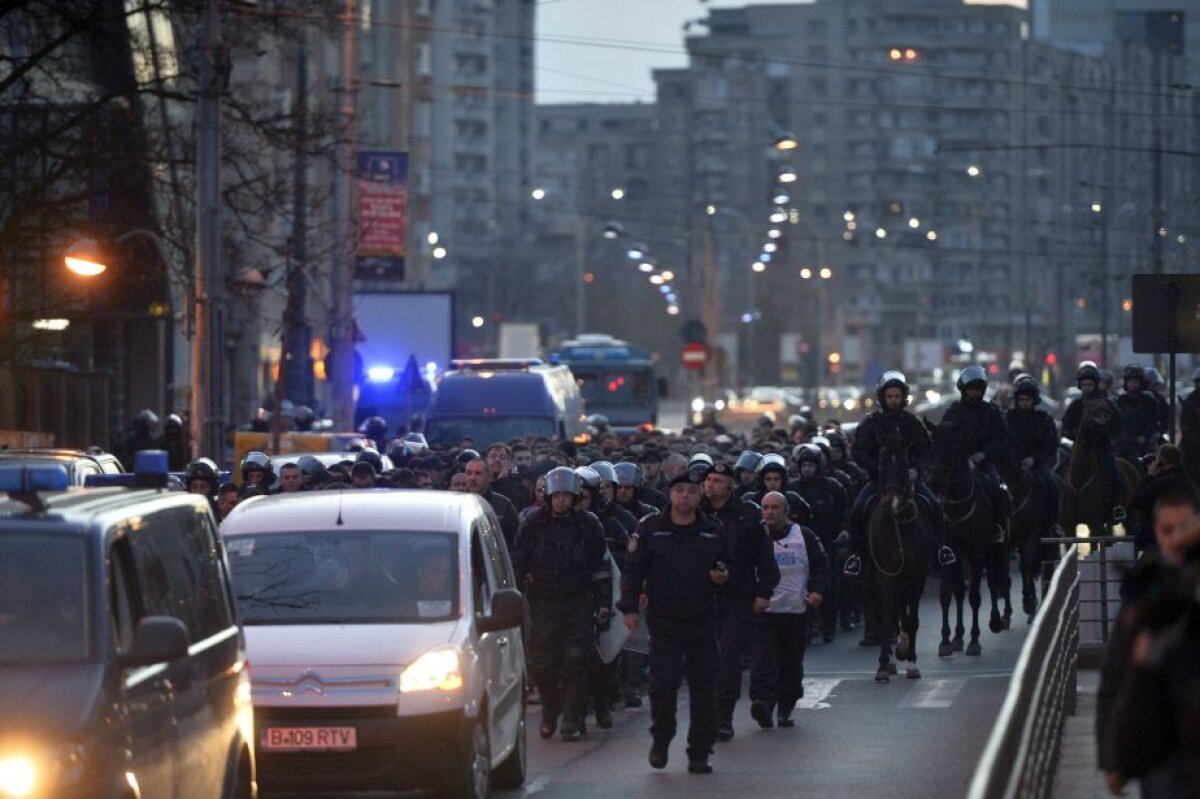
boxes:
[356,151,407,277]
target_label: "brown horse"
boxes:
[1060,403,1138,535]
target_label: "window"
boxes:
[109,538,138,653]
[127,508,232,640]
[471,527,495,614]
[479,512,513,587]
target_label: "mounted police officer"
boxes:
[788,443,848,642]
[845,371,955,576]
[512,467,610,742]
[942,364,1012,544]
[702,461,779,742]
[1115,364,1163,462]
[1061,362,1121,443]
[1005,375,1063,533]
[620,462,731,774]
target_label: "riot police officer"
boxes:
[588,461,639,535]
[1005,375,1062,531]
[240,451,276,489]
[845,371,954,575]
[613,461,659,521]
[702,461,779,742]
[184,457,221,516]
[733,450,764,498]
[1115,364,1163,461]
[512,467,610,742]
[1061,362,1121,442]
[788,443,848,642]
[941,364,1012,544]
[620,463,732,774]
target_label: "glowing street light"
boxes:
[768,228,782,239]
[763,242,778,254]
[531,188,546,200]
[800,267,813,279]
[820,267,833,279]
[769,208,788,224]
[431,245,448,260]
[666,304,680,316]
[427,231,440,245]
[602,221,625,239]
[627,243,647,259]
[611,187,625,200]
[773,132,799,151]
[908,217,921,228]
[649,274,665,285]
[926,230,938,241]
[660,270,675,281]
[638,257,657,273]
[843,211,855,222]
[772,190,790,205]
[752,262,766,273]
[966,165,981,178]
[64,238,107,277]
[471,315,485,329]
[706,204,717,216]
[776,166,798,184]
[1091,202,1103,213]
[875,228,887,239]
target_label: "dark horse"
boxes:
[998,460,1063,623]
[863,436,934,682]
[929,421,1005,658]
[1059,400,1139,536]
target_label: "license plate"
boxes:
[262,727,357,751]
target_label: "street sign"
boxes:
[1131,274,1200,354]
[682,343,708,370]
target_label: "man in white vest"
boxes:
[748,491,830,729]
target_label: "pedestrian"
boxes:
[275,462,302,493]
[620,462,731,774]
[748,491,830,729]
[512,467,610,742]
[464,457,521,550]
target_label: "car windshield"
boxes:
[226,530,459,625]
[424,416,557,447]
[0,534,91,664]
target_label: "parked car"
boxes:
[220,489,527,798]
[0,448,123,486]
[0,453,254,799]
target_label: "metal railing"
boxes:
[968,545,1080,799]
[1040,534,1137,662]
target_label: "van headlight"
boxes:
[691,397,705,413]
[0,755,37,797]
[399,647,464,693]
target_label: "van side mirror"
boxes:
[477,588,525,634]
[119,616,190,668]
[657,377,669,398]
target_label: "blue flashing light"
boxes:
[134,450,170,477]
[367,366,396,383]
[758,253,772,263]
[0,464,69,493]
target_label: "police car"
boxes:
[220,489,527,799]
[0,452,254,799]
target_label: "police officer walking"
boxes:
[702,461,779,742]
[620,463,732,774]
[748,492,829,729]
[512,467,610,742]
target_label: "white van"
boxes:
[219,490,527,798]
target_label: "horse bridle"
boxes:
[941,467,978,526]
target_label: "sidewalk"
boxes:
[1052,669,1108,798]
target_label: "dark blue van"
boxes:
[423,359,587,447]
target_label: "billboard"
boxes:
[356,150,407,278]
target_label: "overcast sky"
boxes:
[535,0,1028,104]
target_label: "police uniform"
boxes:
[619,468,731,768]
[512,502,609,739]
[703,463,780,737]
[1005,379,1062,526]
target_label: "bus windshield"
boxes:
[574,367,654,409]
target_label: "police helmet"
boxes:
[455,449,482,467]
[957,365,989,392]
[403,432,429,453]
[613,462,643,488]
[185,457,219,495]
[758,453,788,478]
[734,450,764,476]
[134,408,159,430]
[1076,362,1101,384]
[1123,363,1146,384]
[297,455,328,482]
[241,451,275,485]
[545,466,583,497]
[356,448,384,475]
[793,443,825,469]
[1144,368,1164,392]
[825,431,848,452]
[343,437,368,453]
[875,370,910,406]
[164,413,184,433]
[590,461,617,486]
[689,452,715,469]
[1013,374,1040,403]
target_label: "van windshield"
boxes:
[425,416,557,447]
[0,534,91,664]
[226,531,459,625]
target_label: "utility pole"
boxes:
[574,214,587,335]
[701,215,719,393]
[284,41,312,406]
[329,0,358,431]
[192,0,225,461]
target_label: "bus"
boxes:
[548,334,665,428]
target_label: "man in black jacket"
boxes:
[512,467,609,742]
[749,492,830,728]
[1005,375,1062,533]
[1129,445,1197,554]
[465,457,521,551]
[621,463,731,775]
[942,364,1011,544]
[703,461,780,741]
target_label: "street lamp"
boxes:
[776,166,798,184]
[531,187,546,200]
[64,239,108,276]
[773,132,799,151]
[602,221,625,240]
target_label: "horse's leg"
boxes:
[905,576,924,679]
[1000,538,1013,628]
[952,557,966,650]
[966,555,984,656]
[875,578,894,683]
[938,561,954,657]
[987,538,1006,634]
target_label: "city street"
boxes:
[502,575,1030,799]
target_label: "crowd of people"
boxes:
[118,359,1200,781]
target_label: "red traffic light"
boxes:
[1044,352,1058,366]
[987,364,1000,375]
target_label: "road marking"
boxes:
[899,678,966,708]
[795,678,841,709]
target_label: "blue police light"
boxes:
[133,450,170,488]
[367,366,396,383]
[84,474,137,488]
[0,464,70,493]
